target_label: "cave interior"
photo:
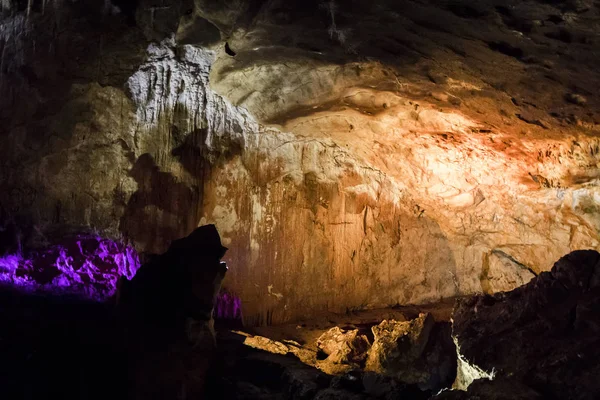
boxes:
[1,0,600,399]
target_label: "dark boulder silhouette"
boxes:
[118,224,229,399]
[444,250,600,400]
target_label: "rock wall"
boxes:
[2,0,600,324]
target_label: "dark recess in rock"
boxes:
[225,41,237,56]
[487,41,525,60]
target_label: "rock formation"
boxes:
[365,314,456,391]
[2,0,600,323]
[0,233,139,300]
[316,326,371,374]
[0,223,230,400]
[444,250,600,399]
[119,223,229,398]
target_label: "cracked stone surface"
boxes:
[2,0,600,323]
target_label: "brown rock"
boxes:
[4,0,600,326]
[317,327,371,365]
[565,93,587,106]
[451,250,600,400]
[365,313,434,384]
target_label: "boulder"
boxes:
[365,313,456,391]
[316,326,371,371]
[365,314,433,382]
[119,224,228,339]
[450,250,600,400]
[118,224,229,399]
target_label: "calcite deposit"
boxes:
[2,0,600,323]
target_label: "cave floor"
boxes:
[243,298,455,354]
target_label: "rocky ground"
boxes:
[207,250,600,399]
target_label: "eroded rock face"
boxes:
[2,0,600,323]
[449,250,600,399]
[316,327,371,374]
[365,314,457,391]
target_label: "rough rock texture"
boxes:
[449,250,600,400]
[3,0,600,323]
[316,327,370,373]
[0,224,231,400]
[207,330,433,400]
[0,234,139,300]
[365,313,456,391]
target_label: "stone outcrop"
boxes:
[446,250,600,399]
[119,224,228,338]
[119,224,229,398]
[2,0,600,323]
[316,327,371,374]
[0,233,139,300]
[208,330,434,400]
[0,224,230,400]
[365,314,456,391]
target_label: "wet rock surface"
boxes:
[448,250,600,400]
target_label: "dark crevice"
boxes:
[491,249,539,277]
[225,42,237,56]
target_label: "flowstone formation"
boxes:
[2,0,600,323]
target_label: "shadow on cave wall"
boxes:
[119,152,204,255]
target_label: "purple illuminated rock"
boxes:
[0,234,139,300]
[215,288,243,320]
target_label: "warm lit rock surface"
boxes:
[316,326,370,374]
[232,306,456,395]
[2,0,600,323]
[365,314,456,390]
[446,250,600,399]
[207,330,434,400]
